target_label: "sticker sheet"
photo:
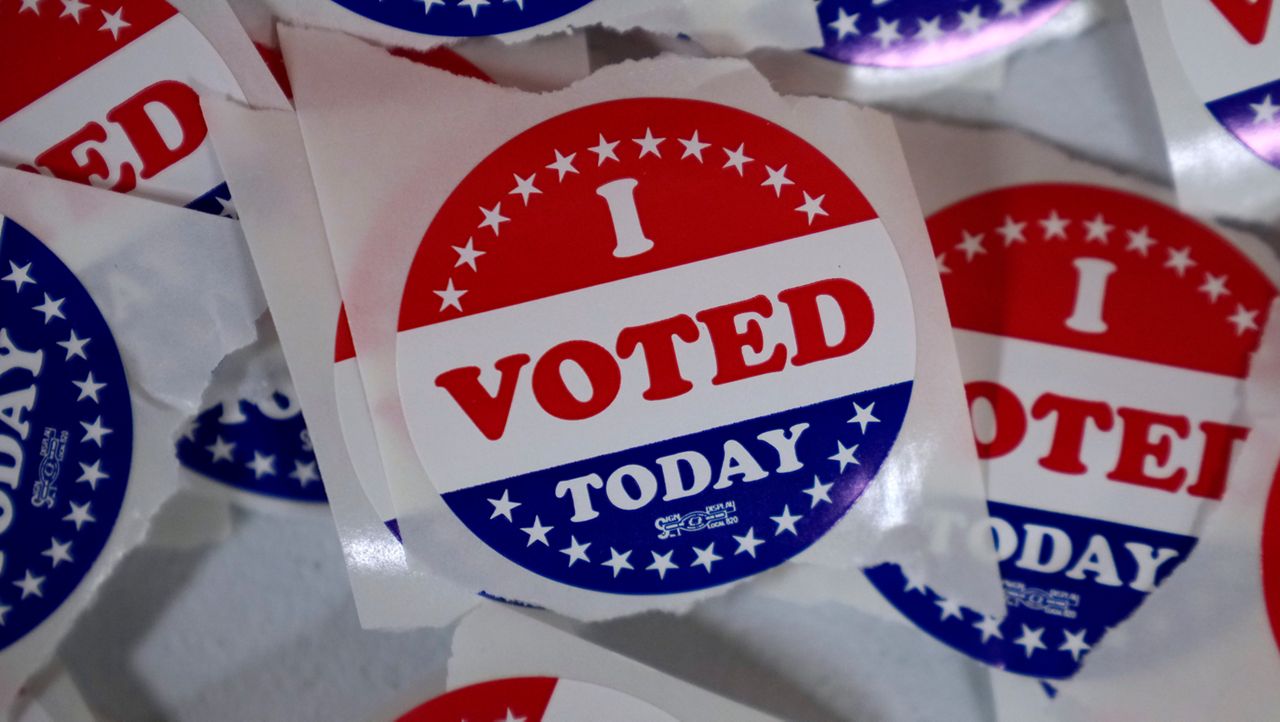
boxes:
[0,166,264,707]
[859,117,1280,685]
[1127,0,1280,225]
[282,25,994,619]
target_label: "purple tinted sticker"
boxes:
[1206,77,1280,170]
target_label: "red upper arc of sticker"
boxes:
[929,184,1277,379]
[1210,0,1273,45]
[1263,458,1280,654]
[396,676,558,722]
[0,0,179,122]
[397,97,876,333]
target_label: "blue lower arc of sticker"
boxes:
[1206,76,1280,171]
[865,501,1196,678]
[442,380,911,595]
[0,218,133,651]
[327,0,595,37]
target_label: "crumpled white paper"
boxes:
[0,166,263,709]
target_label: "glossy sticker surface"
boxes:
[397,677,677,722]
[813,0,1073,69]
[396,98,916,595]
[867,184,1275,678]
[0,216,132,651]
[328,0,594,37]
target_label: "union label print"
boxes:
[395,98,917,595]
[0,216,132,650]
[867,183,1276,678]
[328,0,595,37]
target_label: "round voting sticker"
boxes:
[397,677,676,722]
[866,183,1276,678]
[1265,461,1280,653]
[328,0,594,37]
[813,0,1074,68]
[0,216,133,651]
[396,98,917,595]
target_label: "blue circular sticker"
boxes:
[395,98,917,595]
[327,0,595,37]
[0,216,132,650]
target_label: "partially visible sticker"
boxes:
[812,0,1074,69]
[1264,458,1280,654]
[867,183,1275,678]
[397,677,677,722]
[0,216,133,651]
[327,0,595,37]
[395,97,917,595]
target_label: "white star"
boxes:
[1059,628,1091,661]
[64,501,95,530]
[955,230,986,261]
[497,709,526,722]
[973,615,1003,642]
[179,416,198,442]
[4,261,34,292]
[871,17,903,47]
[936,252,951,275]
[99,6,130,40]
[601,548,633,577]
[827,8,860,39]
[42,538,73,567]
[935,596,964,621]
[434,279,467,313]
[995,215,1026,246]
[74,372,106,402]
[847,400,880,433]
[722,143,753,176]
[509,173,540,205]
[33,293,65,323]
[206,436,235,463]
[216,196,238,219]
[1252,94,1280,125]
[1126,226,1157,256]
[13,571,44,599]
[487,489,521,521]
[1083,213,1114,243]
[903,568,928,593]
[478,203,508,236]
[679,131,710,162]
[1165,246,1196,276]
[19,0,41,14]
[416,0,446,12]
[691,543,722,572]
[771,505,801,536]
[733,527,765,557]
[58,330,90,360]
[1014,624,1047,657]
[1229,304,1260,335]
[546,149,578,181]
[290,459,319,486]
[588,134,620,165]
[561,535,591,566]
[802,476,834,508]
[77,460,108,489]
[1199,273,1230,303]
[246,451,276,479]
[633,128,665,158]
[829,440,860,472]
[761,165,794,197]
[452,238,485,271]
[795,192,828,225]
[1039,210,1070,240]
[957,5,989,33]
[999,0,1029,15]
[915,15,944,43]
[520,516,553,546]
[646,550,678,578]
[80,416,111,446]
[504,0,525,10]
[458,0,488,17]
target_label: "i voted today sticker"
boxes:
[395,98,916,595]
[396,677,676,722]
[813,0,1074,68]
[327,0,595,37]
[866,183,1275,678]
[0,216,132,651]
[1162,1,1280,170]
